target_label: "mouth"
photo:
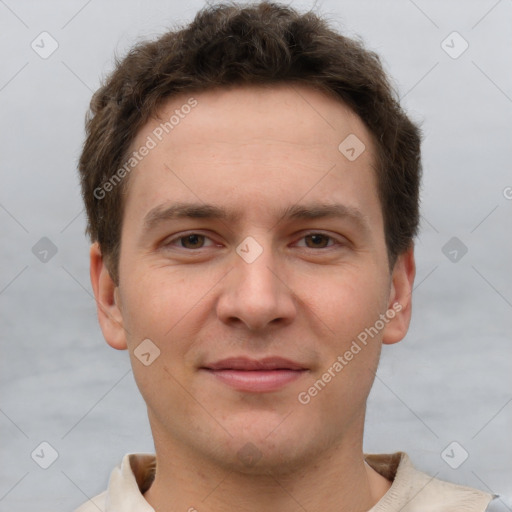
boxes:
[200,357,308,393]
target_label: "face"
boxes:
[91,83,414,473]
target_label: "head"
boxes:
[82,2,420,473]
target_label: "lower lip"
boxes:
[203,369,306,393]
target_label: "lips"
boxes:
[203,357,307,371]
[201,357,308,393]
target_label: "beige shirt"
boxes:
[75,451,496,512]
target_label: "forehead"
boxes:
[123,83,382,230]
[146,83,371,154]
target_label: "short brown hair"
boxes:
[79,1,422,284]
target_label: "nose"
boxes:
[215,239,298,332]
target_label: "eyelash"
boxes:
[162,231,345,251]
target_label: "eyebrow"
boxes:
[142,201,370,233]
[143,203,235,231]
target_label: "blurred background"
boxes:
[0,0,511,510]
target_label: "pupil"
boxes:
[184,234,202,248]
[309,234,327,247]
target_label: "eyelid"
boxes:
[293,231,347,248]
[162,231,218,248]
[162,230,347,250]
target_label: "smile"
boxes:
[201,357,308,393]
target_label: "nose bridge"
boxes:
[236,236,279,293]
[216,233,296,330]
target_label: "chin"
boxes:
[210,417,322,475]
[218,439,311,476]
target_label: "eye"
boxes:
[164,233,216,250]
[303,233,331,249]
[295,232,341,249]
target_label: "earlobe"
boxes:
[89,242,128,350]
[381,246,416,345]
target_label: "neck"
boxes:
[144,425,391,512]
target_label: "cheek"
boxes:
[302,265,388,406]
[120,268,185,336]
[300,262,389,342]
[119,267,215,374]
[121,275,199,411]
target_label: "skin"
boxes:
[90,83,415,512]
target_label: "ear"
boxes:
[89,242,127,350]
[382,245,416,345]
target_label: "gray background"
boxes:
[0,0,511,511]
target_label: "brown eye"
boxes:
[179,234,206,249]
[304,234,331,248]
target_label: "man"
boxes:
[76,2,496,510]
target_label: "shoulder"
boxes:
[366,452,496,512]
[72,453,156,512]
